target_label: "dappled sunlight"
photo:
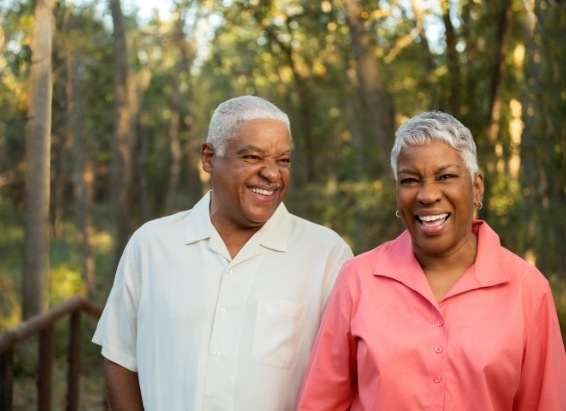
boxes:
[49,265,86,305]
[90,230,114,254]
[0,274,21,331]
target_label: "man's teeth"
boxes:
[251,187,274,195]
[419,213,448,222]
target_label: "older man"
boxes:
[93,96,353,410]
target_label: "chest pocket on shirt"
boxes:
[252,298,308,369]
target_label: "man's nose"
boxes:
[259,161,280,181]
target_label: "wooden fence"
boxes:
[0,297,103,411]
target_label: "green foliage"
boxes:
[0,197,115,329]
[550,275,566,344]
[287,178,403,254]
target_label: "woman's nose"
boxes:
[417,180,441,204]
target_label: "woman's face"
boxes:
[395,141,484,258]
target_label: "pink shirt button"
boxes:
[437,320,444,327]
[435,346,443,353]
[433,376,442,383]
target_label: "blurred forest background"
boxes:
[0,0,565,406]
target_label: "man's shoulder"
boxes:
[133,209,193,240]
[285,213,347,244]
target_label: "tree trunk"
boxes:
[66,24,97,300]
[343,0,394,176]
[165,14,191,214]
[520,0,566,278]
[481,0,512,221]
[410,0,439,107]
[164,86,182,214]
[440,0,461,116]
[109,0,134,269]
[22,0,55,319]
[264,26,316,183]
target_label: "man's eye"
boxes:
[439,174,456,180]
[243,155,262,161]
[278,158,291,165]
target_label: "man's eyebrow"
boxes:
[236,145,293,156]
[236,145,263,154]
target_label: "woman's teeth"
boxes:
[418,213,449,223]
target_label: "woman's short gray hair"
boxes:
[390,111,479,180]
[207,95,291,156]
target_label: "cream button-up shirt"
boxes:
[93,192,353,410]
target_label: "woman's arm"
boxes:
[514,286,566,410]
[298,272,357,410]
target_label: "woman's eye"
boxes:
[400,177,418,185]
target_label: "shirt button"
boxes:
[433,376,442,383]
[434,346,443,353]
[212,351,219,357]
[437,320,444,327]
[208,393,215,399]
[220,308,226,315]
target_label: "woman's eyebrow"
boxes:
[397,163,461,174]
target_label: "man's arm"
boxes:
[104,358,144,411]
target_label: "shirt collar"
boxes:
[373,220,510,289]
[253,202,290,252]
[468,220,511,286]
[184,191,215,245]
[183,191,290,253]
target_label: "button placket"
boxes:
[427,312,448,407]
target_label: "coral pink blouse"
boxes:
[298,221,566,411]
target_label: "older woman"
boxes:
[297,111,566,410]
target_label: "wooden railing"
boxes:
[0,297,103,411]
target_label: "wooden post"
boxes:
[38,325,53,411]
[66,311,81,411]
[0,347,14,411]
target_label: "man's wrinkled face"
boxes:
[203,118,293,232]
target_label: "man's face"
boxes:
[202,118,293,232]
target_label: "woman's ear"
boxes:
[473,172,485,203]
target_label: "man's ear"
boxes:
[202,143,214,173]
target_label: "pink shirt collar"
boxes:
[372,220,510,303]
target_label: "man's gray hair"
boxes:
[390,111,479,180]
[207,95,291,156]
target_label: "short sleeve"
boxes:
[92,237,141,371]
